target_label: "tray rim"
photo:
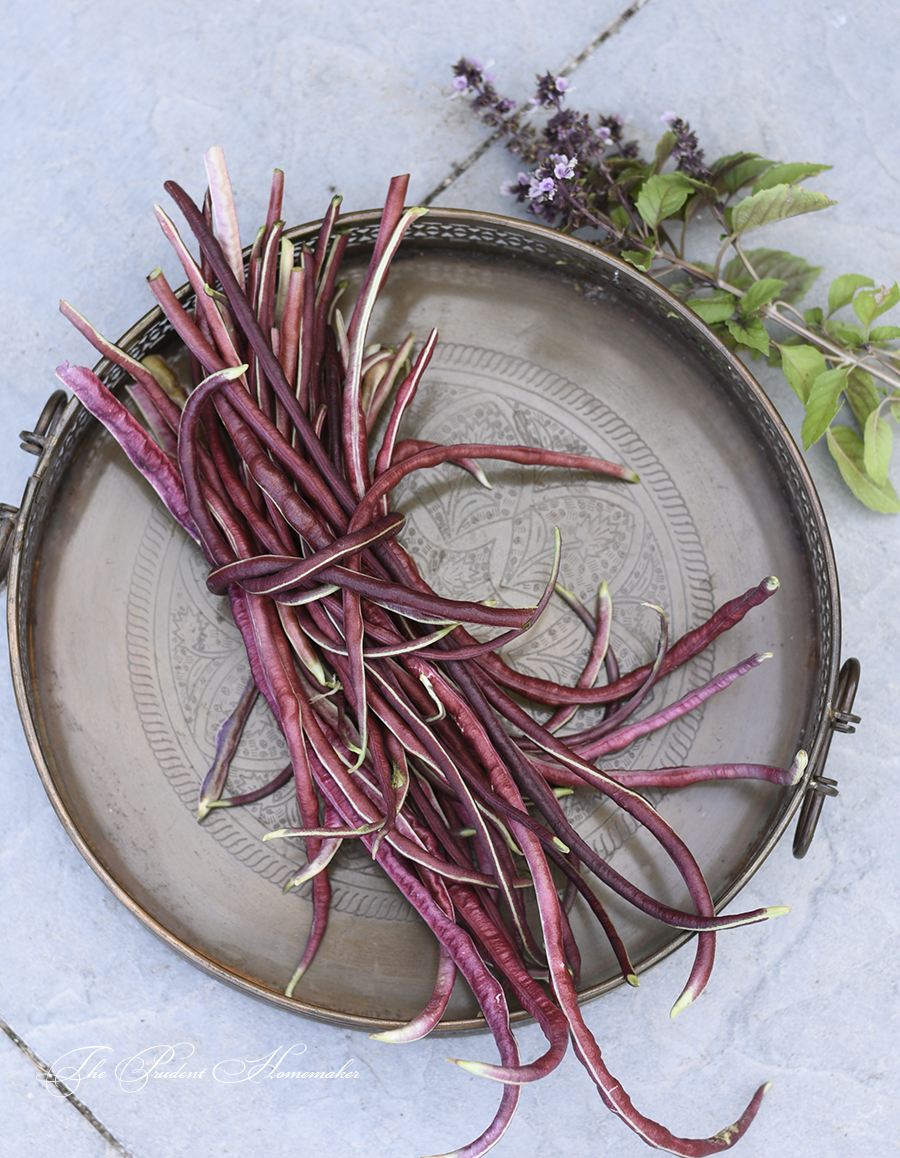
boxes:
[6,206,842,1033]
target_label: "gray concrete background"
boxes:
[1,2,897,1156]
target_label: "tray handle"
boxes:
[0,389,69,584]
[792,656,861,858]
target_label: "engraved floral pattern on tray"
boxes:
[126,342,714,916]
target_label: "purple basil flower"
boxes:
[533,71,570,108]
[662,114,711,180]
[549,153,576,181]
[528,174,556,201]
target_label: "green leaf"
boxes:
[869,325,900,342]
[864,406,892,485]
[609,205,631,232]
[682,182,720,228]
[778,342,828,404]
[621,248,655,271]
[827,273,874,316]
[722,249,821,303]
[609,169,647,201]
[825,318,866,347]
[804,306,824,326]
[651,131,677,175]
[845,368,881,428]
[740,277,787,315]
[731,184,837,234]
[892,399,900,423]
[747,249,821,303]
[635,173,694,228]
[607,155,642,173]
[661,278,695,300]
[686,292,737,324]
[680,175,720,202]
[767,337,795,367]
[726,314,770,356]
[852,282,900,331]
[711,153,775,194]
[801,367,848,448]
[752,162,832,192]
[613,164,649,181]
[827,425,900,513]
[710,150,757,172]
[722,256,753,292]
[682,191,707,228]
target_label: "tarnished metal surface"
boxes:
[7,210,844,1032]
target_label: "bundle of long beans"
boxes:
[56,149,804,1156]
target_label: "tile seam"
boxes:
[421,0,658,205]
[0,1014,137,1158]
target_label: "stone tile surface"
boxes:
[1,1,897,1156]
[0,1025,117,1158]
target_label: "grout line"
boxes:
[555,0,656,77]
[0,1014,138,1158]
[421,0,657,205]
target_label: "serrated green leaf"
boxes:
[726,314,770,356]
[710,151,759,173]
[718,248,820,303]
[652,131,677,175]
[852,282,900,331]
[868,325,900,342]
[609,205,630,232]
[752,162,832,193]
[864,406,892,485]
[845,368,881,428]
[804,306,824,326]
[712,153,774,194]
[609,169,646,201]
[635,173,694,228]
[723,249,821,304]
[607,155,642,173]
[778,342,828,404]
[686,292,737,324]
[827,273,874,316]
[621,248,655,271]
[747,249,822,303]
[767,339,795,367]
[683,191,707,229]
[825,318,866,347]
[827,425,900,512]
[741,277,787,315]
[801,366,848,448]
[731,184,837,234]
[680,175,720,201]
[682,183,719,228]
[722,255,753,292]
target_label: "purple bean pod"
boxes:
[55,362,198,539]
[197,674,259,819]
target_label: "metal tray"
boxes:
[6,209,848,1033]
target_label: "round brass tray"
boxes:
[7,209,842,1033]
